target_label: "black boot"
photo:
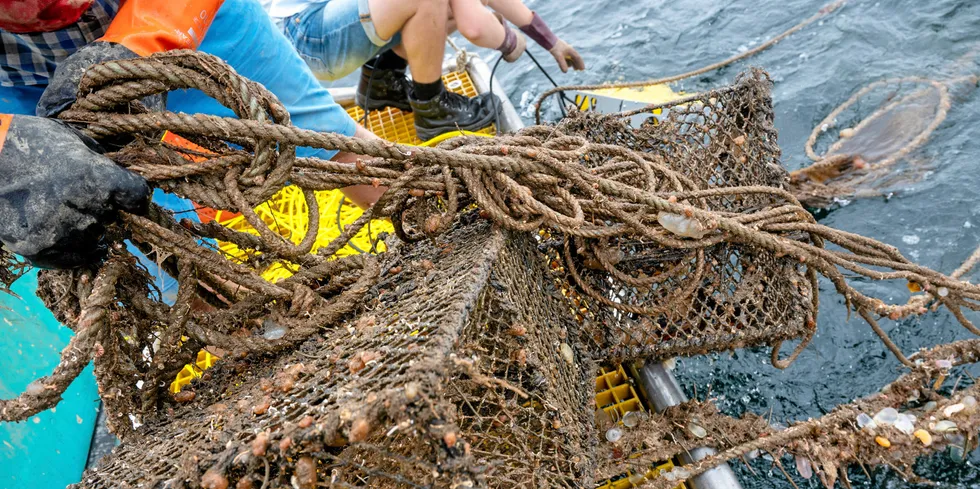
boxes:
[410,85,499,141]
[356,65,413,112]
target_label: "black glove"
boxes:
[37,41,163,118]
[0,115,151,269]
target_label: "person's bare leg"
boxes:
[388,16,455,61]
[369,0,448,84]
[337,124,388,209]
[369,0,495,141]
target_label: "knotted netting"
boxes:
[2,51,980,489]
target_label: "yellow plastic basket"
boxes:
[594,365,687,489]
[346,70,495,145]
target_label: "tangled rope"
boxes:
[2,51,979,444]
[786,75,971,207]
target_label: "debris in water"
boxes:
[856,413,876,429]
[943,403,965,417]
[873,407,899,425]
[657,212,708,239]
[795,455,813,479]
[262,320,288,340]
[688,423,707,439]
[931,420,957,433]
[628,473,646,485]
[938,287,950,298]
[923,401,938,412]
[914,429,932,446]
[605,427,623,443]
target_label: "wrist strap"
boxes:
[497,28,518,56]
[519,11,557,51]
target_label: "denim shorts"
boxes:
[282,0,403,81]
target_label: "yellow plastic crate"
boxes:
[597,460,682,489]
[346,70,495,145]
[213,185,392,283]
[170,349,220,394]
[595,365,646,421]
[594,365,687,489]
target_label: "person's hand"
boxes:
[502,28,527,63]
[0,115,151,268]
[549,39,585,73]
[37,41,163,118]
[519,12,586,73]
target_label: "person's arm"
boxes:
[451,0,527,62]
[486,0,533,26]
[335,124,388,209]
[488,0,585,73]
[0,115,150,268]
[38,0,225,117]
[13,0,226,268]
[100,0,223,55]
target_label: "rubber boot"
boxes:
[355,64,413,112]
[410,85,499,141]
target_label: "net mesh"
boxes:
[548,77,814,362]
[10,52,976,489]
[64,70,816,489]
[72,219,597,489]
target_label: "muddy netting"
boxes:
[552,85,813,362]
[5,51,980,489]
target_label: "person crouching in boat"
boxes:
[262,0,585,141]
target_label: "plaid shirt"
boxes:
[0,0,121,87]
